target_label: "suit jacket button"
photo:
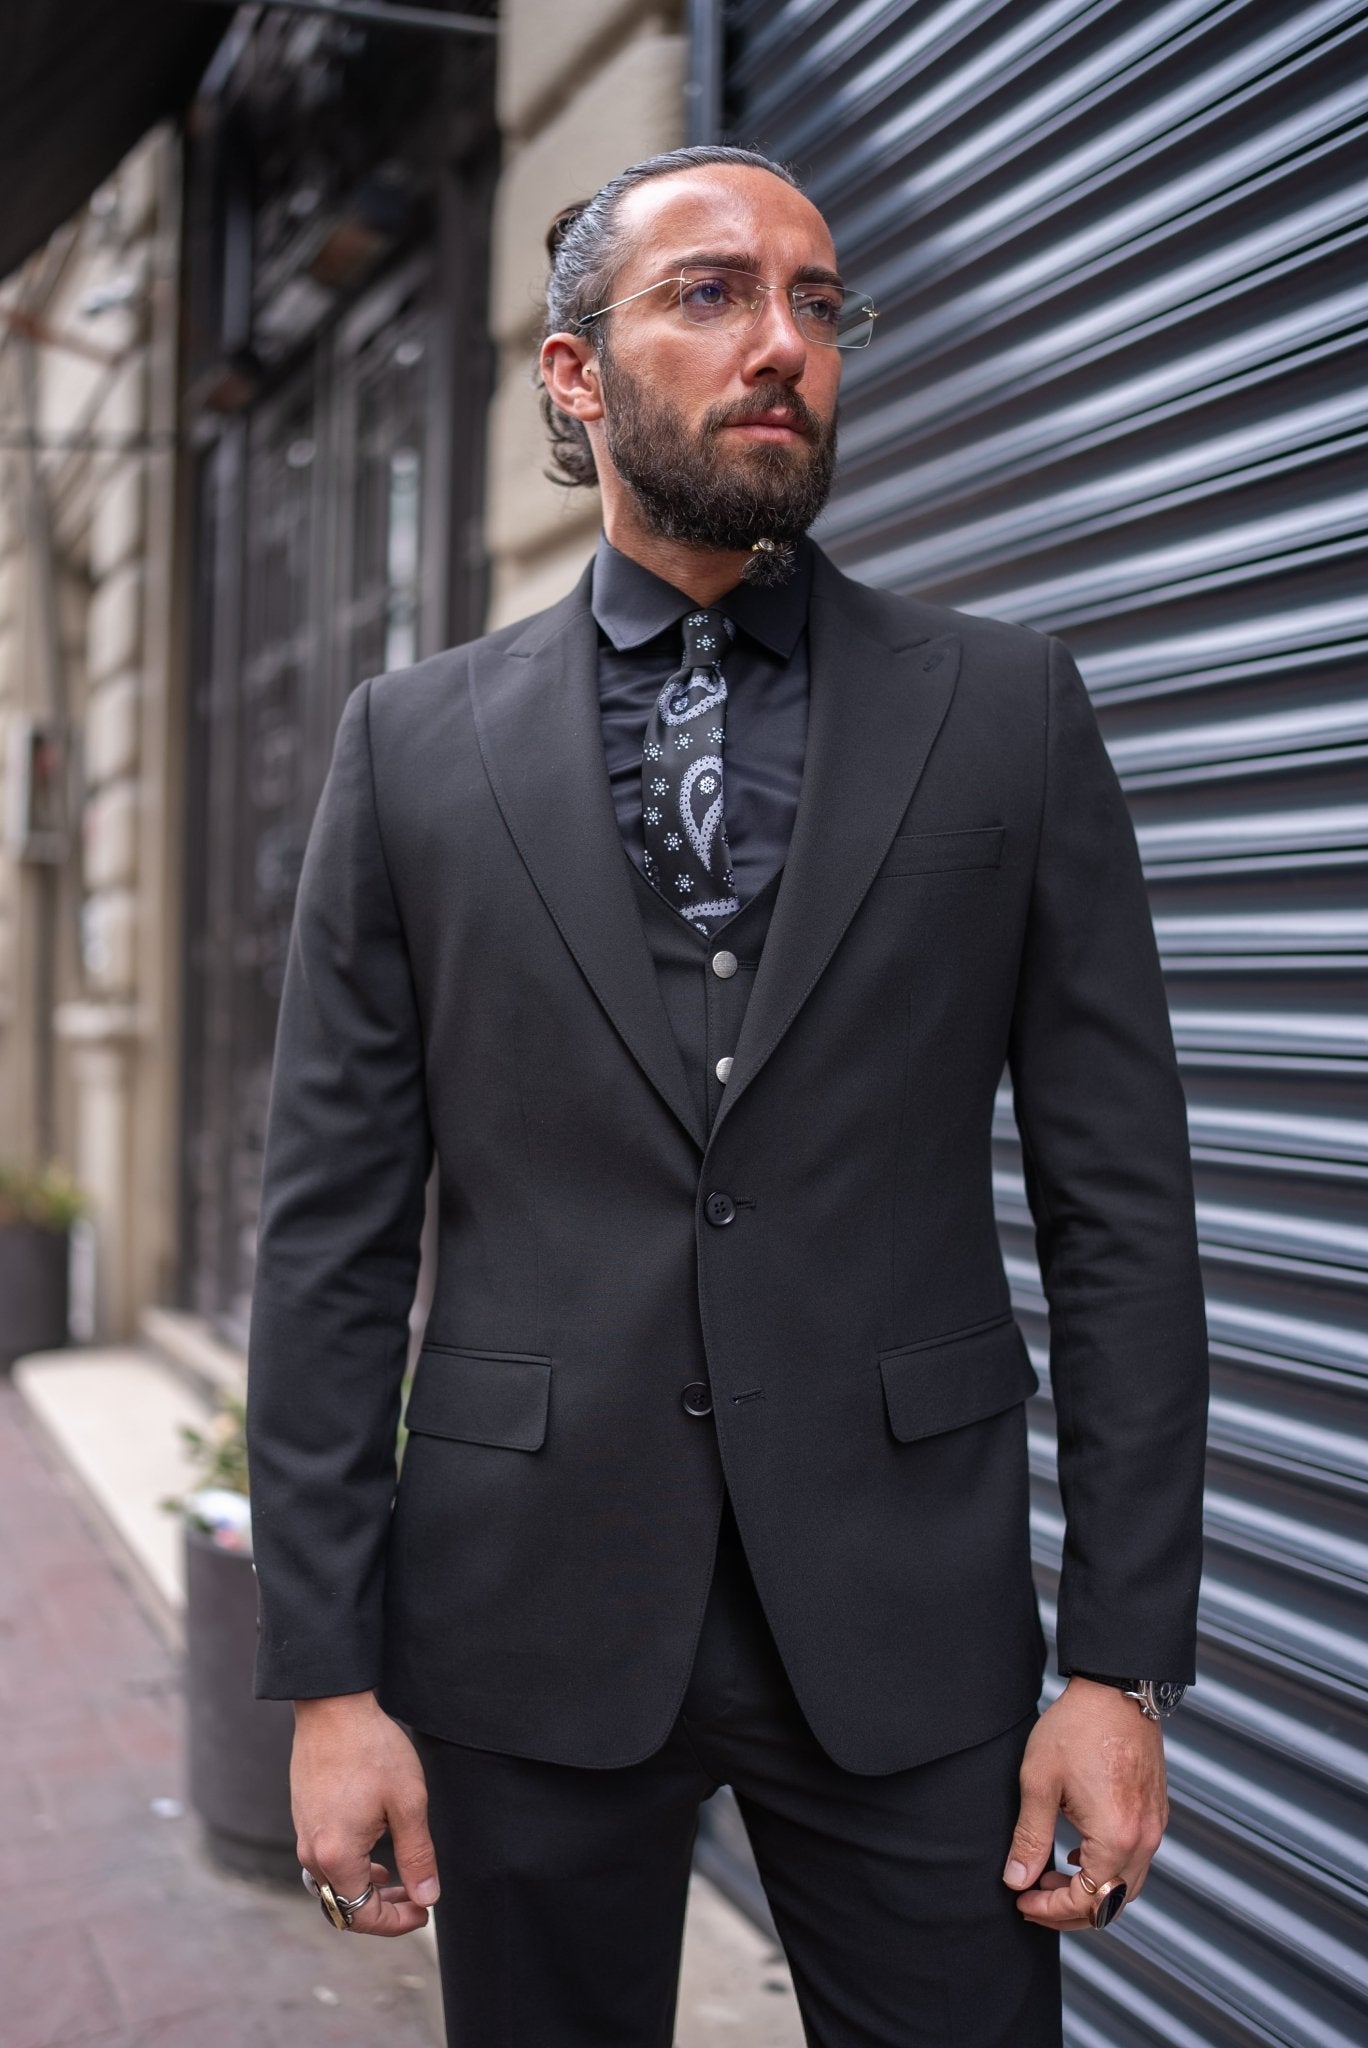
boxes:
[704,1191,737,1227]
[682,1382,713,1417]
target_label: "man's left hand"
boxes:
[1003,1676,1169,1930]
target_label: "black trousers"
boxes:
[411,1494,1062,2047]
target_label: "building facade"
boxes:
[2,0,691,1337]
[176,6,499,1338]
[0,129,186,1340]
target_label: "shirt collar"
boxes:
[591,533,811,659]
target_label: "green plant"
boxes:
[161,1393,249,1514]
[0,1159,89,1231]
[162,1369,416,1533]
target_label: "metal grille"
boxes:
[724,2,1368,2038]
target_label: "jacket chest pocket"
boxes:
[404,1345,551,1451]
[878,825,1004,877]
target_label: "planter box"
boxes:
[0,1222,69,1370]
[183,1522,298,1881]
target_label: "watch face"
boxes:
[1124,1680,1188,1720]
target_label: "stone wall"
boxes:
[484,0,684,629]
[0,129,185,1338]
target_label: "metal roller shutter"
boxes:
[722,3,1368,2041]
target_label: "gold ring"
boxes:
[301,1868,375,1930]
[318,1879,351,1931]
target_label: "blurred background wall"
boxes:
[0,130,186,1339]
[485,0,685,624]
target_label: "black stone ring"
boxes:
[1078,1871,1128,1929]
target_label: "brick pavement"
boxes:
[0,1379,444,2048]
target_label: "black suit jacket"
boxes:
[245,546,1208,1774]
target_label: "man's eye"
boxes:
[681,275,737,314]
[796,291,841,324]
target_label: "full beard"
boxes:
[600,357,837,585]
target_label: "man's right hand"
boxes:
[291,1690,440,1937]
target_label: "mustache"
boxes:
[703,384,827,441]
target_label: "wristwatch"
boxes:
[1072,1674,1187,1721]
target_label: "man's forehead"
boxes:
[615,167,838,275]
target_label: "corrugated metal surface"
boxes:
[723,2,1368,2039]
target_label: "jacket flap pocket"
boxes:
[879,1315,1038,1443]
[880,825,1004,876]
[405,1347,551,1451]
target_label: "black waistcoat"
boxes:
[627,859,784,1136]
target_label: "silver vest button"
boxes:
[715,1057,734,1083]
[711,950,738,979]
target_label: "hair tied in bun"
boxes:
[546,202,588,263]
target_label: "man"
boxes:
[246,145,1208,2046]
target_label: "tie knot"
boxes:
[680,609,733,669]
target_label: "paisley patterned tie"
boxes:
[641,608,740,935]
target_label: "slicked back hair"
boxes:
[538,144,801,489]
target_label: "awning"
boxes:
[2,1,228,282]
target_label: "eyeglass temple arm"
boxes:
[576,277,681,329]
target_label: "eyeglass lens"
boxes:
[677,267,876,348]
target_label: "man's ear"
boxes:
[540,332,604,423]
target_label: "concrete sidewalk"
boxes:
[2,1351,802,2046]
[0,1375,446,2048]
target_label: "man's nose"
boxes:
[739,288,809,381]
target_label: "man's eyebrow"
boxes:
[670,251,846,288]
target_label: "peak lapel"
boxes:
[470,575,706,1151]
[710,558,960,1142]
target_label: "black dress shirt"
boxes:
[591,535,811,907]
